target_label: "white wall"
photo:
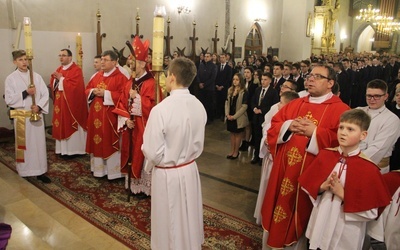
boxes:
[280,0,313,61]
[0,0,322,129]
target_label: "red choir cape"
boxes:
[382,171,400,196]
[113,72,163,178]
[85,68,129,158]
[261,95,349,248]
[50,62,88,140]
[298,148,391,213]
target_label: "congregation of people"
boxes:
[191,51,400,249]
[4,41,400,249]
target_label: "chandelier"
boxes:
[373,15,400,35]
[355,4,400,35]
[356,4,380,22]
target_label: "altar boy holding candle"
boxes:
[298,109,391,250]
[5,50,51,183]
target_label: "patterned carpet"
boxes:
[0,138,263,249]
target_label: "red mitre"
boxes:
[133,36,149,62]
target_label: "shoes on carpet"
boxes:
[251,158,260,165]
[226,155,233,159]
[36,174,51,183]
[133,192,150,200]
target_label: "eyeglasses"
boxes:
[101,58,114,62]
[366,94,385,100]
[307,73,330,80]
[280,84,294,90]
[58,55,69,57]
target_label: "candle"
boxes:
[23,17,33,57]
[76,33,83,69]
[152,6,166,71]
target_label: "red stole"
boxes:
[113,73,163,178]
[299,148,391,213]
[85,68,128,158]
[261,95,349,248]
[50,63,88,140]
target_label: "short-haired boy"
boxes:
[4,50,51,183]
[142,57,207,249]
[298,109,391,250]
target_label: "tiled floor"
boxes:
[0,120,262,249]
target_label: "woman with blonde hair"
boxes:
[225,73,249,159]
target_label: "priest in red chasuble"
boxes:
[50,48,88,156]
[85,50,130,180]
[260,65,350,249]
[113,36,163,196]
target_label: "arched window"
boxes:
[244,23,263,57]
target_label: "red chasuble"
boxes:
[261,95,349,248]
[85,68,128,159]
[298,148,391,213]
[50,62,88,140]
[113,73,163,178]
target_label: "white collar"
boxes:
[62,61,73,70]
[338,146,360,157]
[103,67,116,77]
[135,71,148,81]
[309,92,333,104]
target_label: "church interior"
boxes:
[1,0,400,248]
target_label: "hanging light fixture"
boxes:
[356,4,380,22]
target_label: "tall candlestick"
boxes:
[76,33,83,69]
[23,17,33,57]
[152,6,166,71]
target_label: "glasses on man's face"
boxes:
[58,54,69,57]
[101,58,114,62]
[366,94,385,100]
[280,84,294,90]
[307,73,330,80]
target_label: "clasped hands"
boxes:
[126,119,135,129]
[92,88,105,97]
[319,171,344,200]
[129,89,137,99]
[288,117,316,137]
[51,71,63,80]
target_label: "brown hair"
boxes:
[340,109,371,131]
[12,50,26,60]
[168,57,197,87]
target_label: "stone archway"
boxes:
[352,22,375,52]
[244,22,263,58]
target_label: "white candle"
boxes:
[23,17,33,57]
[152,6,166,71]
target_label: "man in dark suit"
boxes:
[251,72,279,165]
[333,62,351,105]
[291,63,305,91]
[272,62,286,91]
[197,52,217,124]
[215,53,233,120]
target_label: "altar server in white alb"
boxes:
[357,79,400,173]
[142,57,206,250]
[4,50,51,183]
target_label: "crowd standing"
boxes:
[4,46,400,249]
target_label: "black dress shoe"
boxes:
[251,158,260,164]
[239,141,248,151]
[37,174,51,183]
[226,155,233,159]
[230,153,240,160]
